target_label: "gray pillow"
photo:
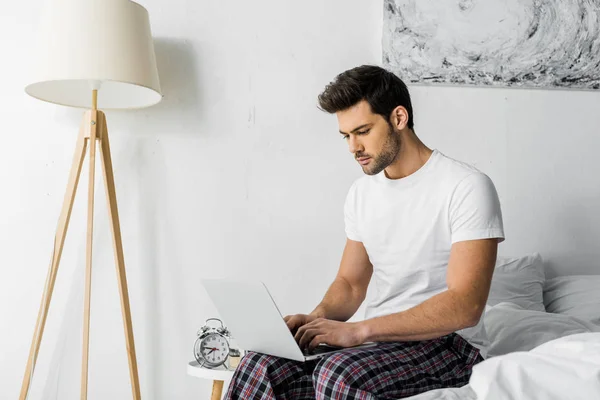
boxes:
[544,275,600,324]
[487,253,545,312]
[484,302,600,358]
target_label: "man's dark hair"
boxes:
[318,65,414,130]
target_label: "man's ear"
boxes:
[390,106,409,130]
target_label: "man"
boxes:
[226,65,504,399]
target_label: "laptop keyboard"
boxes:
[302,344,343,356]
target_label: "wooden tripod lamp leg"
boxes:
[19,116,89,400]
[211,380,224,400]
[20,104,142,400]
[80,108,99,400]
[98,111,142,400]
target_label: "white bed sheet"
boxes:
[404,386,476,400]
[471,332,600,400]
[404,332,600,400]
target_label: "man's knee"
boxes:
[312,352,358,391]
[237,351,278,373]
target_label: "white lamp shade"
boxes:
[25,0,162,109]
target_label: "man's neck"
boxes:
[384,131,433,180]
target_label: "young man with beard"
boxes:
[225,65,504,399]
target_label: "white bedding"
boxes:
[471,332,600,400]
[401,261,600,400]
[405,327,600,400]
[403,386,477,400]
[405,332,600,400]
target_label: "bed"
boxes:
[405,253,600,400]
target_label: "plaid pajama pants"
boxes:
[225,333,482,400]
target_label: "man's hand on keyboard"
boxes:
[284,314,318,336]
[295,318,367,351]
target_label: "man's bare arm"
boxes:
[359,238,498,342]
[311,238,373,321]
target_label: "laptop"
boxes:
[201,278,377,362]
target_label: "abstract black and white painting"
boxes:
[383,0,600,89]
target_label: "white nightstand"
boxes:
[187,361,236,400]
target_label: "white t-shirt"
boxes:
[345,149,504,355]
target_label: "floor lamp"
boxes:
[20,0,162,399]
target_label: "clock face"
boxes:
[199,333,230,366]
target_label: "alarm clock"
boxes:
[194,318,231,368]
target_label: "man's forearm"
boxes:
[310,277,364,322]
[360,289,482,342]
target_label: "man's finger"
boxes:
[295,318,319,339]
[298,327,320,349]
[308,334,328,351]
[298,328,316,349]
[294,326,302,343]
[286,317,301,331]
[294,322,309,342]
[287,322,299,334]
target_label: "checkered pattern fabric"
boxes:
[225,333,482,399]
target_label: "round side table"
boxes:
[187,361,235,400]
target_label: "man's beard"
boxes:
[359,124,401,176]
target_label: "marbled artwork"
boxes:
[383,0,600,89]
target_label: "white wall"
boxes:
[1,0,599,399]
[413,84,600,277]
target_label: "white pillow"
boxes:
[487,253,545,312]
[544,275,600,325]
[483,302,600,358]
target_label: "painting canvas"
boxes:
[382,0,600,89]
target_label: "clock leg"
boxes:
[211,380,224,400]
